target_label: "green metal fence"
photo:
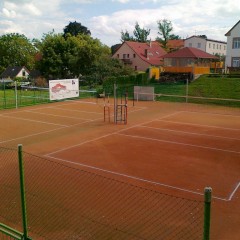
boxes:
[103,74,240,109]
[0,145,212,240]
[0,82,98,110]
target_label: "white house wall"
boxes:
[205,40,226,56]
[184,36,206,52]
[185,36,226,56]
[225,22,240,68]
[16,68,29,78]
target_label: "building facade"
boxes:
[112,41,166,72]
[184,36,227,57]
[225,20,240,68]
[0,66,30,79]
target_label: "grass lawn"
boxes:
[189,76,240,99]
[1,76,240,109]
[154,75,240,107]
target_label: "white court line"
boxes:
[181,110,240,118]
[28,106,103,115]
[117,132,240,154]
[45,155,231,201]
[0,119,95,144]
[229,182,240,201]
[128,106,147,113]
[66,99,97,105]
[52,107,103,115]
[25,110,93,121]
[1,114,68,127]
[45,131,118,156]
[158,119,240,131]
[46,111,181,156]
[140,125,240,141]
[0,101,148,146]
[0,126,64,144]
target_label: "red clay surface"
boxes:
[0,99,240,240]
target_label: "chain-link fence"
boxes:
[0,146,210,240]
[0,82,97,110]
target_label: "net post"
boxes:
[186,78,189,103]
[114,83,117,124]
[15,81,18,109]
[18,144,31,240]
[203,187,212,240]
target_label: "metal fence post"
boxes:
[186,78,189,103]
[18,144,31,240]
[114,83,117,124]
[15,81,18,109]
[203,187,212,240]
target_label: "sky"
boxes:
[0,0,239,47]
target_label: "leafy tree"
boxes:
[37,32,111,79]
[111,44,121,55]
[169,34,181,40]
[198,35,207,39]
[63,21,91,38]
[156,19,180,50]
[88,56,134,85]
[36,33,67,79]
[120,22,150,43]
[0,33,36,73]
[133,22,151,43]
[120,30,135,42]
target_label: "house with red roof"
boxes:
[162,47,218,76]
[167,39,184,52]
[112,41,167,71]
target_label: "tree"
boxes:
[133,22,151,43]
[63,21,91,38]
[198,35,207,39]
[120,22,150,43]
[156,19,180,50]
[0,33,36,73]
[120,30,135,42]
[37,32,111,79]
[88,56,134,85]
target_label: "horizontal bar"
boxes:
[0,223,23,240]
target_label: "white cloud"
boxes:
[0,0,239,46]
[24,3,42,16]
[2,8,16,18]
[89,0,240,45]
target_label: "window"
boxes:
[123,54,127,59]
[232,38,240,49]
[219,45,221,50]
[189,43,192,47]
[224,46,226,50]
[232,57,240,67]
[209,43,211,48]
[133,54,136,58]
[216,44,218,49]
[197,43,201,48]
[117,54,119,58]
[135,66,138,71]
[127,54,130,58]
[22,70,26,77]
[213,44,215,49]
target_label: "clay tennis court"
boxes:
[0,98,240,240]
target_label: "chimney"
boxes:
[145,49,149,59]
